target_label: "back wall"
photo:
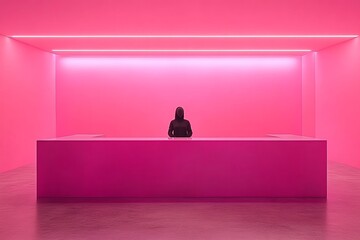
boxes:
[56,56,302,137]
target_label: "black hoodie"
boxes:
[168,107,193,137]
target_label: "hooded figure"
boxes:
[168,107,193,137]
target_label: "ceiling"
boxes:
[1,0,360,55]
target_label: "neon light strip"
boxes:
[52,49,312,52]
[12,35,358,38]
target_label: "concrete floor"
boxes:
[1,161,360,240]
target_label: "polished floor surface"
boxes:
[1,161,360,240]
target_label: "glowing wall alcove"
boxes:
[55,56,302,137]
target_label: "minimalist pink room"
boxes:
[2,0,360,240]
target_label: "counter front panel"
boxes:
[37,136,327,197]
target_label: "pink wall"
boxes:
[302,53,316,137]
[316,38,360,168]
[56,56,302,137]
[0,36,56,172]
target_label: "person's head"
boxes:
[175,107,184,120]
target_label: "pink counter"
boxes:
[37,135,327,198]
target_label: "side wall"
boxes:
[316,38,360,167]
[0,36,56,172]
[302,52,316,137]
[56,56,302,137]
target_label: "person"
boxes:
[168,107,193,137]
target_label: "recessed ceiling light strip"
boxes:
[52,49,312,52]
[12,35,358,38]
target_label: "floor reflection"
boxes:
[36,199,328,240]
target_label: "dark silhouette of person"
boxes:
[168,107,193,137]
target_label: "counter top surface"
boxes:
[38,134,326,141]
